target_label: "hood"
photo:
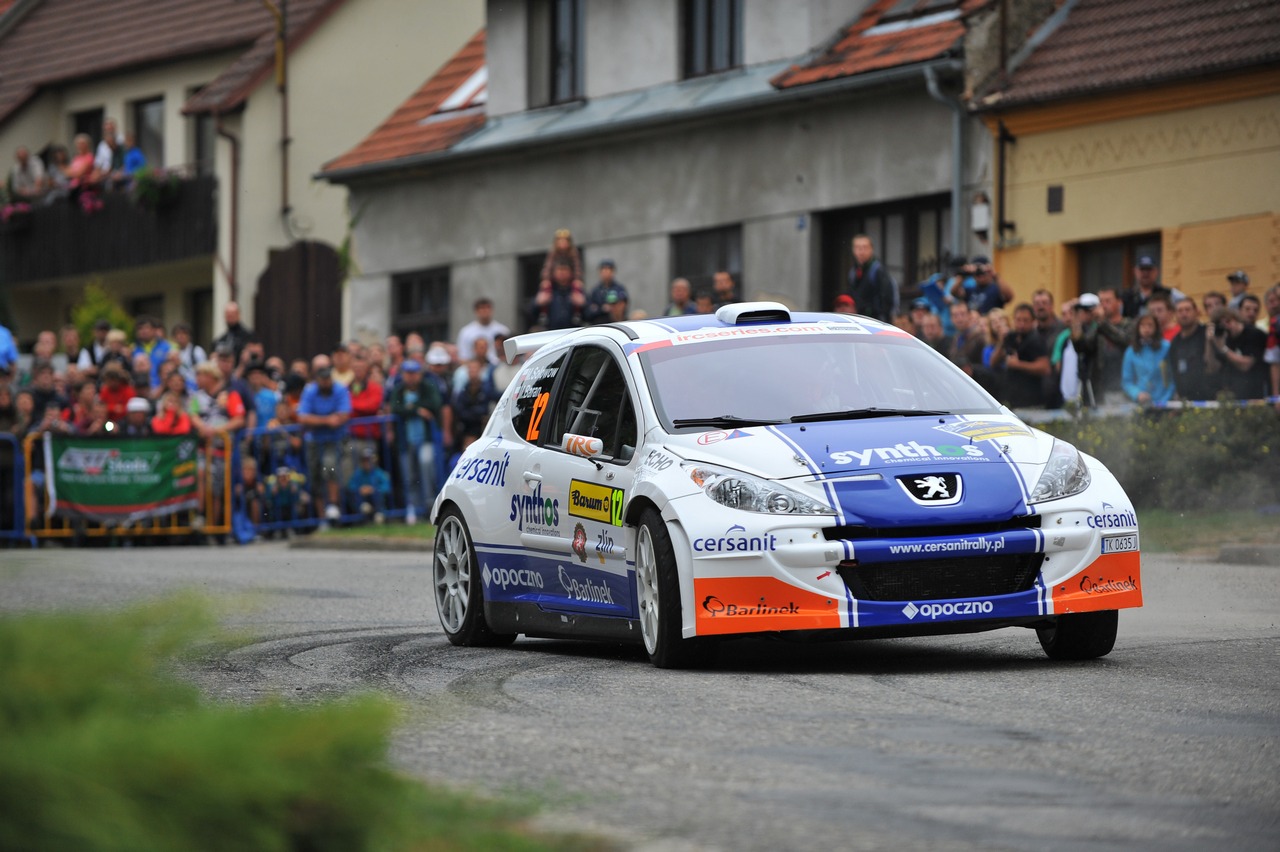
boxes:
[664,415,1053,526]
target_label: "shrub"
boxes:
[71,280,135,345]
[1038,405,1280,511]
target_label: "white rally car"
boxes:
[431,303,1142,668]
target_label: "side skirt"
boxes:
[486,601,643,643]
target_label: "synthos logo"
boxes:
[572,522,588,562]
[1087,502,1137,529]
[509,482,559,532]
[830,441,986,467]
[482,563,544,591]
[557,565,615,604]
[701,596,800,617]
[692,524,778,553]
[901,600,994,620]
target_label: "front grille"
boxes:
[838,554,1044,602]
[822,515,1040,542]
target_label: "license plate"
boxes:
[1102,533,1138,554]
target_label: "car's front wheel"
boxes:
[635,508,716,669]
[433,508,516,647]
[1037,610,1117,660]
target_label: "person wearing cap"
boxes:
[1122,256,1185,319]
[585,259,629,325]
[388,358,444,521]
[908,297,934,337]
[1226,270,1251,311]
[77,318,112,375]
[344,446,391,525]
[120,395,153,437]
[296,364,352,523]
[244,360,281,436]
[951,256,1013,316]
[833,293,856,315]
[456,297,510,364]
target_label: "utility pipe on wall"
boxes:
[924,65,966,264]
[215,112,241,302]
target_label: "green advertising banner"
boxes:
[45,434,200,524]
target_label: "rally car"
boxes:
[431,302,1142,668]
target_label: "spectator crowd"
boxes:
[4,118,152,220]
[1,227,1278,543]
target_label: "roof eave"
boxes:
[320,57,965,185]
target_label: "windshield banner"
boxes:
[43,434,200,524]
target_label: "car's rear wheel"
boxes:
[1037,610,1117,660]
[635,508,716,669]
[433,508,516,647]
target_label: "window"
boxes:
[546,346,637,461]
[510,351,566,444]
[71,109,103,148]
[392,266,451,345]
[672,224,742,299]
[528,0,583,108]
[128,295,165,323]
[189,87,216,176]
[1075,234,1160,297]
[682,0,742,78]
[132,97,165,168]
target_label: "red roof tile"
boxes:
[321,30,486,176]
[773,0,989,89]
[0,0,342,129]
[978,0,1280,110]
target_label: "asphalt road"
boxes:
[1,543,1277,851]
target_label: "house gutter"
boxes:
[215,112,241,302]
[923,64,966,262]
[321,57,966,184]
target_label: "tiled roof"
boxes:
[977,0,1280,110]
[320,30,486,176]
[0,0,341,129]
[772,0,989,89]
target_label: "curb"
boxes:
[288,536,433,552]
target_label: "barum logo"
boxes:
[901,600,994,620]
[509,482,559,531]
[1087,502,1137,529]
[830,441,986,466]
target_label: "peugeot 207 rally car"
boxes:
[431,302,1142,668]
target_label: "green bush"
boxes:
[1038,405,1280,511]
[71,280,135,345]
[0,598,589,852]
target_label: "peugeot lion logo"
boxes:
[898,473,962,506]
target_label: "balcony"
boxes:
[0,175,217,285]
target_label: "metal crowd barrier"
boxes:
[0,431,35,547]
[22,430,232,542]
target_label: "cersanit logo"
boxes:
[830,441,986,466]
[692,524,778,553]
[452,452,510,487]
[901,600,994,620]
[557,565,615,604]
[1087,502,1137,529]
[482,563,544,590]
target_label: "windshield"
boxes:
[639,330,1000,430]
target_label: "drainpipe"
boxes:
[261,0,292,232]
[924,65,965,264]
[215,112,241,302]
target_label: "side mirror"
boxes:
[561,432,604,459]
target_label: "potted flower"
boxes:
[1,201,32,233]
[131,167,182,211]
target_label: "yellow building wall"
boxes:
[992,83,1280,306]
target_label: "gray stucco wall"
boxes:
[346,82,979,341]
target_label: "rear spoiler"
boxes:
[502,328,573,364]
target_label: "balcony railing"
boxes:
[0,175,217,285]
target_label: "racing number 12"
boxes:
[526,392,549,442]
[610,488,623,526]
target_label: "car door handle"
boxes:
[523,472,542,484]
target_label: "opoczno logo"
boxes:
[897,473,962,506]
[901,600,993,620]
[482,563,544,591]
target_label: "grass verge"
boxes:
[1138,507,1280,554]
[316,522,436,540]
[0,596,605,851]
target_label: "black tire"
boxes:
[635,508,717,669]
[1037,610,1118,660]
[433,507,516,647]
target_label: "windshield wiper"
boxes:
[672,415,783,429]
[789,408,950,424]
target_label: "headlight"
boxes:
[684,464,835,515]
[1029,440,1091,504]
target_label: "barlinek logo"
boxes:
[701,596,800,617]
